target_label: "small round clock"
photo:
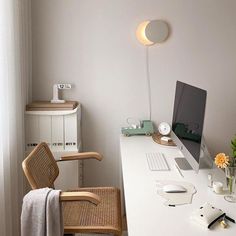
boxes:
[158,122,171,136]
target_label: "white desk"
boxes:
[120,135,236,236]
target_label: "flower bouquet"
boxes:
[215,136,236,202]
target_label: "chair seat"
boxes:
[63,187,122,235]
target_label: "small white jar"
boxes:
[213,181,224,194]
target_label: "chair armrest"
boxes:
[58,152,103,162]
[59,191,101,205]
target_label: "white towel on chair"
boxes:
[21,188,63,236]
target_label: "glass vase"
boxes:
[224,166,236,203]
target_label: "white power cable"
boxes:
[145,46,152,120]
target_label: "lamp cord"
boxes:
[145,46,152,120]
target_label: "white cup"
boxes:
[213,181,223,194]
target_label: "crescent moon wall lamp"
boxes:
[135,19,170,120]
[136,20,169,46]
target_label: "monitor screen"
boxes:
[172,81,207,168]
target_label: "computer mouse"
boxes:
[162,184,187,193]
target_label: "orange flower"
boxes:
[215,153,230,168]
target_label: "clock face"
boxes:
[158,122,171,135]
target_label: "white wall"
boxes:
[32,0,236,187]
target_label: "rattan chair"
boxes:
[22,142,122,236]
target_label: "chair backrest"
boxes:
[22,142,59,189]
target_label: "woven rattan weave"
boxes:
[22,142,122,236]
[63,187,121,234]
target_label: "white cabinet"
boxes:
[39,116,51,147]
[51,115,64,151]
[25,115,40,149]
[64,112,78,151]
[25,104,82,190]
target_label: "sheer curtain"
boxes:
[0,0,31,235]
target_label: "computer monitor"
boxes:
[171,81,207,172]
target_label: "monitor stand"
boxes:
[200,138,213,169]
[175,138,213,171]
[175,158,192,170]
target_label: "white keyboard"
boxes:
[146,152,170,171]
